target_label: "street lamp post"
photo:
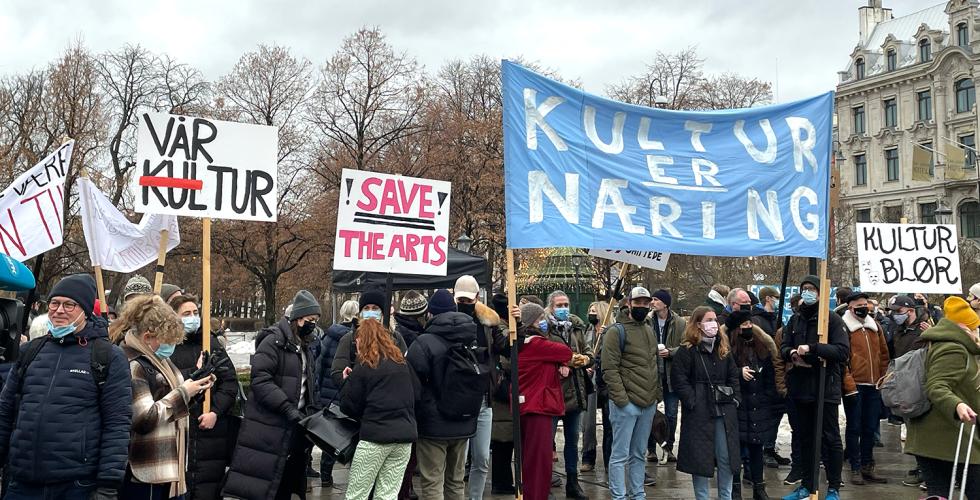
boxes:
[935,200,954,226]
[456,233,473,254]
[570,254,584,317]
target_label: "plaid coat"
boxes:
[121,342,190,495]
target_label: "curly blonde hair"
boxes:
[109,295,184,344]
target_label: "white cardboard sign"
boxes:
[588,248,670,271]
[134,112,278,222]
[0,141,73,261]
[856,223,961,294]
[333,168,451,276]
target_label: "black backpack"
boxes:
[434,338,490,421]
[15,336,113,396]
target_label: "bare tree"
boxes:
[607,47,705,109]
[695,73,773,110]
[309,27,426,183]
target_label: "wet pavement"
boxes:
[307,413,930,499]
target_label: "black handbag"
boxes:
[299,403,360,464]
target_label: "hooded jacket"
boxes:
[601,314,661,408]
[841,310,889,395]
[0,319,132,487]
[406,311,479,440]
[780,303,850,404]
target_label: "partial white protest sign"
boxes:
[589,248,670,271]
[334,168,451,276]
[856,223,961,294]
[134,112,278,222]
[79,178,180,273]
[0,141,74,261]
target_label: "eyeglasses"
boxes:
[48,300,79,313]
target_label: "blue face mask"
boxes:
[155,343,176,359]
[181,315,201,334]
[47,318,77,339]
[554,307,570,321]
[537,319,549,332]
[361,310,382,322]
[801,290,818,305]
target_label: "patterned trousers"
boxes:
[345,440,413,500]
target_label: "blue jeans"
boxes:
[691,417,733,500]
[466,401,493,500]
[608,401,655,500]
[843,385,882,470]
[662,384,679,449]
[553,409,582,475]
[5,479,95,500]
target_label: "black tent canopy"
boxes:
[331,248,490,293]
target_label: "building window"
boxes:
[856,208,872,223]
[854,154,867,186]
[919,39,932,62]
[884,205,904,223]
[920,202,937,224]
[853,106,865,134]
[956,79,975,113]
[855,58,865,80]
[884,98,897,128]
[885,148,900,181]
[886,49,897,71]
[921,142,935,176]
[917,90,932,121]
[961,201,980,238]
[958,23,969,47]
[961,134,977,167]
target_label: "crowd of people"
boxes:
[0,271,978,500]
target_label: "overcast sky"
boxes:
[1,0,936,103]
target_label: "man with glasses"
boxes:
[0,274,133,500]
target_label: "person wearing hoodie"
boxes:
[331,290,408,387]
[168,295,239,500]
[0,274,132,500]
[904,297,980,499]
[406,289,480,500]
[453,275,507,500]
[224,290,321,500]
[314,299,359,488]
[725,310,780,500]
[840,292,889,487]
[544,289,593,499]
[779,275,849,500]
[512,301,579,500]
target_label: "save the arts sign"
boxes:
[333,169,451,276]
[134,112,278,222]
[856,223,962,294]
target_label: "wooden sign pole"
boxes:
[202,218,212,413]
[593,261,630,353]
[808,259,831,500]
[505,249,523,500]
[94,266,108,318]
[152,229,170,295]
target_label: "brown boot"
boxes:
[861,463,888,484]
[849,469,866,485]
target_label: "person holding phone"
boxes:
[725,310,781,500]
[110,294,215,499]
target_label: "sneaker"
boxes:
[902,469,923,487]
[580,463,594,473]
[320,476,334,488]
[826,488,840,500]
[849,469,865,486]
[782,470,802,485]
[780,486,809,500]
[646,450,658,462]
[666,450,677,463]
[644,473,657,486]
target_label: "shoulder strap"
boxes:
[696,349,717,388]
[15,337,49,394]
[89,337,113,390]
[615,323,627,352]
[134,355,160,397]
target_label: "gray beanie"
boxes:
[520,302,546,327]
[289,290,321,321]
[123,275,152,300]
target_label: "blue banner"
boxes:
[502,61,833,258]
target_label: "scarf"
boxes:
[701,337,716,353]
[708,290,726,307]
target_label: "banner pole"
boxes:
[506,249,523,500]
[152,229,169,295]
[808,259,831,500]
[776,257,791,330]
[202,217,212,413]
[94,265,108,319]
[593,261,630,353]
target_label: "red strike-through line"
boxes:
[138,176,204,190]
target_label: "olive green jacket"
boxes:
[546,314,594,412]
[905,318,980,464]
[601,315,662,408]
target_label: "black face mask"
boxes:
[853,307,869,318]
[457,303,476,317]
[298,322,316,338]
[630,307,649,323]
[740,327,754,339]
[915,299,926,306]
[588,314,599,326]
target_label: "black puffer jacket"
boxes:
[317,323,350,405]
[779,304,850,404]
[750,307,778,337]
[0,320,132,487]
[394,314,425,348]
[171,329,239,500]
[223,319,318,500]
[672,341,741,478]
[406,312,479,440]
[340,357,420,443]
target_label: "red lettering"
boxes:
[355,178,382,212]
[417,185,435,218]
[0,209,25,257]
[429,235,447,266]
[337,229,362,258]
[20,191,55,244]
[405,233,421,262]
[397,182,422,216]
[368,232,385,260]
[387,234,405,259]
[378,179,401,215]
